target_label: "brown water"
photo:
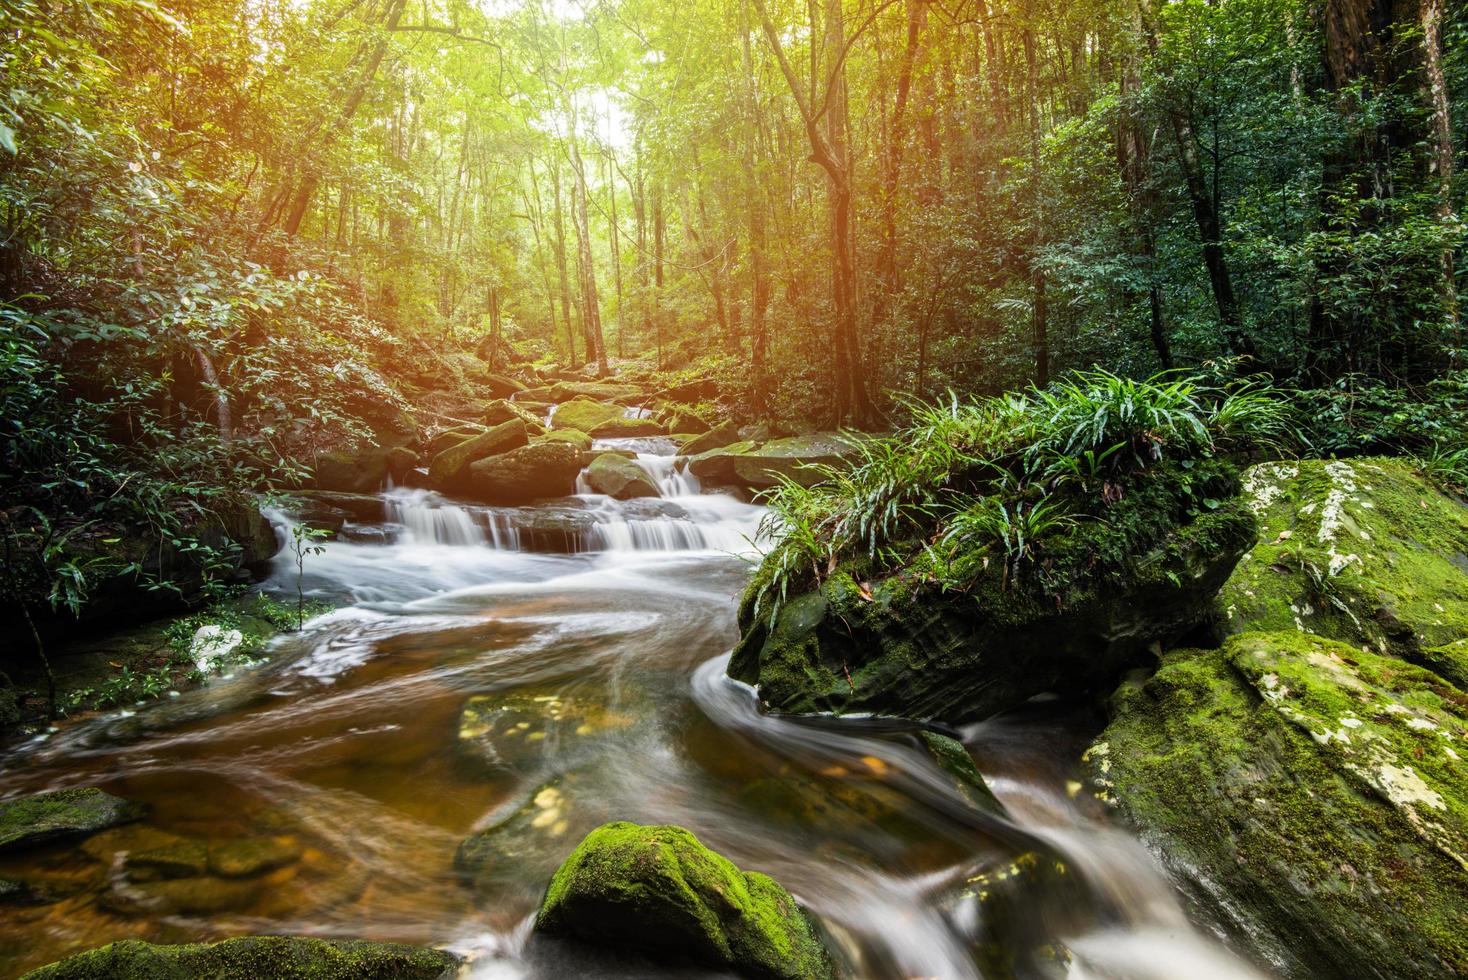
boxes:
[0,442,1269,978]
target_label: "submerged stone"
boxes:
[457,691,636,772]
[20,936,459,980]
[456,773,611,901]
[534,821,834,980]
[0,788,145,854]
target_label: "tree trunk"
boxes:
[1023,21,1049,386]
[550,157,578,366]
[1419,0,1459,335]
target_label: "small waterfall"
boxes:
[634,454,701,496]
[384,489,487,546]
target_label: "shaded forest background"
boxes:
[1,0,1465,617]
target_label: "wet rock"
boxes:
[533,821,834,980]
[208,836,303,878]
[20,936,460,979]
[584,454,658,499]
[732,434,859,490]
[428,418,529,490]
[0,788,145,854]
[1094,631,1468,979]
[553,398,663,437]
[467,441,583,504]
[549,381,643,403]
[679,421,741,457]
[482,398,544,429]
[291,490,383,523]
[103,874,265,915]
[918,731,1006,817]
[510,506,599,552]
[125,840,211,881]
[686,440,758,485]
[426,424,486,457]
[456,774,610,900]
[730,459,1255,723]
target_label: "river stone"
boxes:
[731,434,857,490]
[686,440,758,485]
[428,418,529,490]
[549,381,643,403]
[208,836,304,878]
[679,421,741,457]
[292,490,384,523]
[102,873,265,916]
[729,459,1255,724]
[467,441,583,504]
[537,428,593,451]
[584,453,659,499]
[20,936,460,980]
[313,446,417,493]
[482,398,543,429]
[0,788,146,853]
[918,731,1005,817]
[534,821,834,980]
[1093,632,1468,979]
[456,773,611,900]
[550,398,624,433]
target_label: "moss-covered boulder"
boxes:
[1223,457,1468,684]
[534,822,834,980]
[584,454,658,499]
[1093,631,1468,978]
[0,788,145,853]
[537,428,593,452]
[428,418,529,490]
[312,445,417,493]
[732,434,859,490]
[918,731,1006,817]
[680,421,742,458]
[686,440,758,485]
[549,381,643,403]
[552,398,664,437]
[466,441,583,504]
[731,461,1255,723]
[21,936,459,980]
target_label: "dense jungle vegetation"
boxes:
[1,0,1464,637]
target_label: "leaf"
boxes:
[0,123,15,155]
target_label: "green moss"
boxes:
[537,428,593,451]
[427,417,528,487]
[1095,633,1468,978]
[0,789,145,853]
[918,731,1006,816]
[535,821,834,980]
[20,936,459,979]
[584,454,659,499]
[1223,458,1468,672]
[733,459,1256,723]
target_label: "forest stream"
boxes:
[0,437,1266,979]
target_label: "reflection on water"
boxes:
[0,449,1267,979]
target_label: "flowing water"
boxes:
[0,439,1268,979]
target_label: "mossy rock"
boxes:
[552,398,664,437]
[290,490,383,525]
[20,936,459,980]
[731,434,860,490]
[534,821,834,980]
[537,428,593,452]
[686,440,758,485]
[480,372,526,398]
[312,446,417,493]
[427,418,529,490]
[549,381,643,403]
[584,454,658,499]
[680,421,742,458]
[1092,631,1468,978]
[918,731,1006,817]
[1223,458,1468,683]
[731,460,1256,723]
[466,441,583,504]
[0,788,145,854]
[482,398,544,430]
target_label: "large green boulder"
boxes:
[680,421,741,457]
[312,446,417,493]
[730,460,1255,723]
[467,441,583,504]
[482,398,544,430]
[549,381,643,403]
[552,398,664,437]
[584,453,658,499]
[21,936,459,980]
[1093,632,1468,978]
[428,418,528,490]
[534,822,834,980]
[686,440,757,485]
[1223,457,1468,683]
[0,788,145,853]
[537,429,593,452]
[732,434,859,490]
[1088,457,1468,978]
